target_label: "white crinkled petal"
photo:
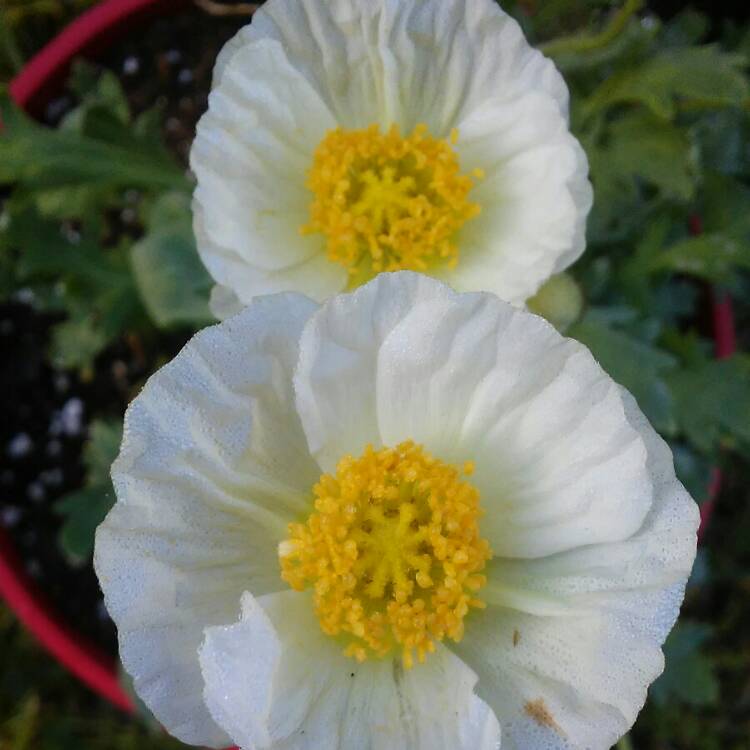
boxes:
[239,0,567,132]
[298,272,662,558]
[453,395,698,749]
[294,272,697,748]
[200,590,501,750]
[294,272,459,472]
[195,198,347,307]
[193,0,589,305]
[190,38,346,303]
[209,283,244,321]
[94,293,320,747]
[444,95,593,304]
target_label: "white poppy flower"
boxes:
[95,272,698,750]
[190,0,593,318]
[95,273,697,750]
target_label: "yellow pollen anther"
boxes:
[279,441,492,669]
[301,123,482,285]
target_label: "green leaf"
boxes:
[54,418,122,564]
[66,61,130,125]
[671,443,712,501]
[584,112,695,241]
[0,208,18,300]
[692,109,750,177]
[84,419,124,486]
[9,64,168,218]
[8,207,120,285]
[48,316,108,370]
[700,173,750,238]
[133,105,166,150]
[612,112,695,198]
[0,95,188,193]
[592,111,695,200]
[55,485,114,563]
[569,313,678,435]
[539,0,652,74]
[549,19,655,75]
[144,190,193,229]
[32,184,115,220]
[131,193,214,329]
[131,225,213,329]
[586,45,749,119]
[646,233,750,283]
[660,8,709,48]
[4,204,147,367]
[651,622,719,707]
[667,355,750,454]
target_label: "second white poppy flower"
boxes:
[191,0,592,316]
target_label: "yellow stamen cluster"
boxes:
[279,441,491,669]
[301,124,483,285]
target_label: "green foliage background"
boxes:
[1,1,749,748]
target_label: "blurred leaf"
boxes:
[9,208,119,285]
[48,316,108,370]
[612,112,695,198]
[646,233,750,283]
[133,105,166,150]
[9,63,163,218]
[585,112,695,241]
[0,95,187,193]
[131,193,213,329]
[0,209,18,300]
[3,693,39,750]
[54,418,122,563]
[4,205,146,367]
[144,190,192,228]
[551,18,655,74]
[693,109,750,177]
[540,0,648,73]
[648,280,700,325]
[31,184,115,220]
[672,442,713,501]
[651,622,720,707]
[55,485,114,563]
[700,173,750,237]
[594,111,695,199]
[586,45,749,119]
[569,312,678,434]
[660,8,709,48]
[84,419,124,486]
[667,355,750,454]
[687,548,711,590]
[65,61,129,124]
[621,206,750,287]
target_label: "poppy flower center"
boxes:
[279,441,491,669]
[301,124,483,286]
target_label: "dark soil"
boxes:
[43,8,250,165]
[650,0,750,24]
[0,302,192,653]
[0,6,250,655]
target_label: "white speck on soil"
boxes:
[7,432,33,459]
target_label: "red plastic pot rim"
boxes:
[10,0,191,115]
[0,0,738,728]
